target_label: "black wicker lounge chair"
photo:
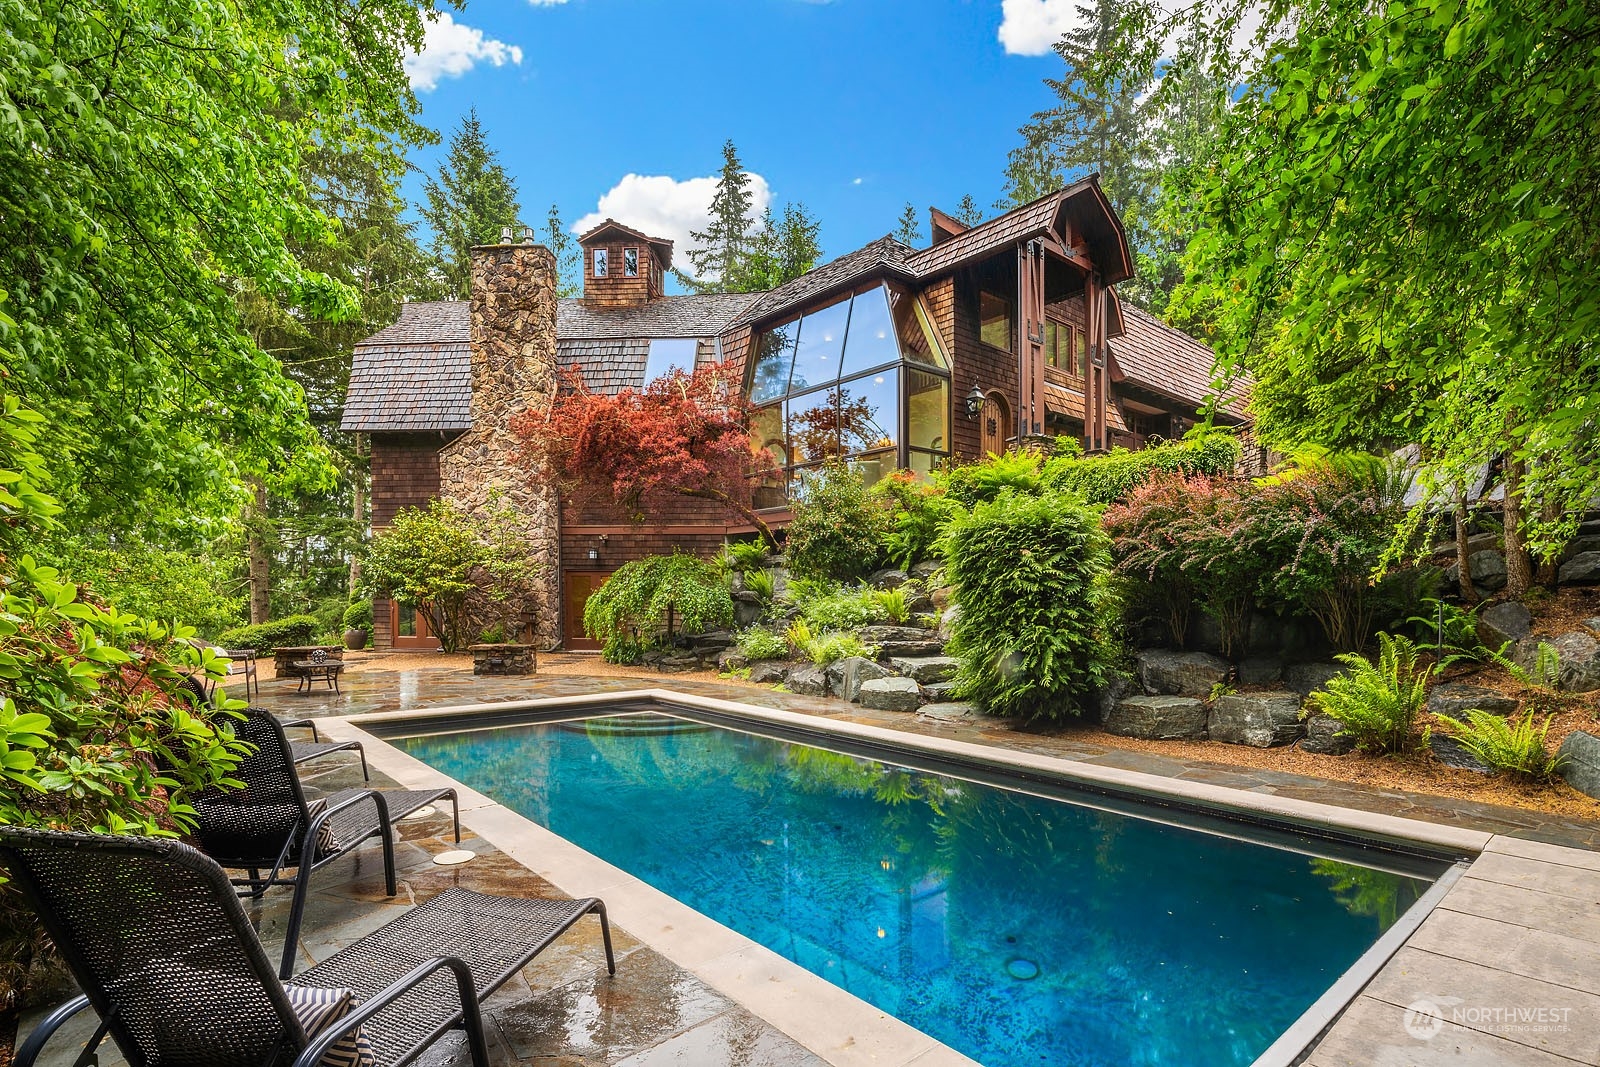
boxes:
[3,825,613,1067]
[175,676,370,780]
[187,706,461,977]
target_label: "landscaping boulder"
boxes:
[855,625,945,658]
[1513,631,1600,692]
[733,592,765,628]
[786,664,829,696]
[918,701,978,722]
[1208,692,1304,747]
[748,661,788,685]
[1299,715,1354,756]
[693,630,735,650]
[869,568,910,590]
[938,605,961,640]
[1095,674,1136,725]
[905,589,937,616]
[1105,695,1208,740]
[1238,657,1284,685]
[1563,536,1600,560]
[892,656,959,685]
[716,649,749,672]
[930,585,955,611]
[1135,649,1230,697]
[1468,549,1508,592]
[826,656,891,703]
[909,560,943,581]
[1584,617,1600,635]
[1476,601,1533,649]
[858,676,923,712]
[1557,731,1600,800]
[1427,682,1519,718]
[1558,551,1600,585]
[920,682,958,703]
[1283,662,1345,696]
[1429,734,1492,774]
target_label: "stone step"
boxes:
[857,676,922,712]
[890,655,959,685]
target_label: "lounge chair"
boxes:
[174,675,370,781]
[3,825,613,1067]
[185,706,461,977]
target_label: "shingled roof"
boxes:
[342,302,472,432]
[731,236,916,329]
[1111,304,1249,415]
[557,292,757,339]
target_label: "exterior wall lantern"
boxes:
[963,383,986,420]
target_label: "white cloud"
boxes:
[404,12,524,92]
[573,172,773,279]
[997,0,1080,56]
[852,177,863,185]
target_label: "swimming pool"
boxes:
[394,711,1451,1067]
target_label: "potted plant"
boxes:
[342,600,373,651]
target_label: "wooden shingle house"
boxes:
[343,182,1246,651]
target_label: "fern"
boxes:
[807,632,879,666]
[1432,709,1566,781]
[870,587,911,624]
[735,626,788,661]
[743,568,775,603]
[785,618,814,655]
[1307,633,1429,753]
[1489,639,1561,692]
[724,539,771,574]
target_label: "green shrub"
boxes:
[478,621,508,644]
[342,600,374,631]
[42,537,246,637]
[583,553,733,664]
[736,626,789,661]
[786,459,891,581]
[743,568,775,603]
[723,539,771,574]
[806,632,879,666]
[870,471,957,569]
[215,614,320,654]
[1432,709,1566,782]
[1307,633,1429,753]
[942,490,1119,719]
[1043,432,1241,505]
[871,587,911,624]
[785,617,814,655]
[935,450,1047,508]
[792,582,882,631]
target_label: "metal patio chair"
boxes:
[186,706,461,977]
[3,825,614,1067]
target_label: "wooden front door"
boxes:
[980,393,1010,457]
[563,571,612,651]
[391,600,440,650]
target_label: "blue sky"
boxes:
[401,1,1087,277]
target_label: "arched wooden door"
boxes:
[980,392,1010,457]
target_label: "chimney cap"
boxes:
[522,227,535,244]
[500,226,513,244]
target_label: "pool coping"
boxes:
[325,688,1499,1067]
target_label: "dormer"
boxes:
[577,219,673,307]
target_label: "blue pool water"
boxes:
[397,715,1439,1067]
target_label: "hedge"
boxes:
[214,614,320,654]
[1043,433,1241,505]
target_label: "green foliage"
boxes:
[583,554,733,663]
[943,491,1119,719]
[1432,709,1565,782]
[871,587,912,625]
[420,109,523,299]
[936,450,1049,508]
[894,203,923,247]
[478,622,508,644]
[364,497,540,653]
[40,538,244,638]
[342,600,374,631]
[806,632,879,667]
[870,472,956,570]
[1307,634,1429,754]
[743,568,775,604]
[215,615,320,655]
[785,460,891,581]
[724,540,771,574]
[784,618,814,656]
[1043,433,1242,505]
[735,626,789,662]
[790,582,883,632]
[1407,598,1488,671]
[1491,640,1561,694]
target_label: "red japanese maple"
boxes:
[512,363,778,546]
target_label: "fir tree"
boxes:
[542,204,582,299]
[894,203,923,246]
[953,194,986,227]
[420,109,523,298]
[686,140,756,290]
[734,203,822,292]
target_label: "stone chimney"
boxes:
[437,234,561,648]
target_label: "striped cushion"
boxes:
[303,799,339,859]
[284,983,375,1067]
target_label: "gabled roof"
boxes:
[577,218,674,271]
[732,235,916,329]
[342,302,472,432]
[1111,304,1250,416]
[557,292,757,339]
[909,179,1135,285]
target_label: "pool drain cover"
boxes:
[402,805,436,821]
[433,849,474,866]
[1005,958,1040,981]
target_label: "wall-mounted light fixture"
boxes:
[964,383,986,420]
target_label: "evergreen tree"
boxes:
[894,203,923,246]
[734,203,822,292]
[420,109,523,298]
[543,204,582,299]
[686,140,756,290]
[953,194,986,227]
[1001,0,1155,234]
